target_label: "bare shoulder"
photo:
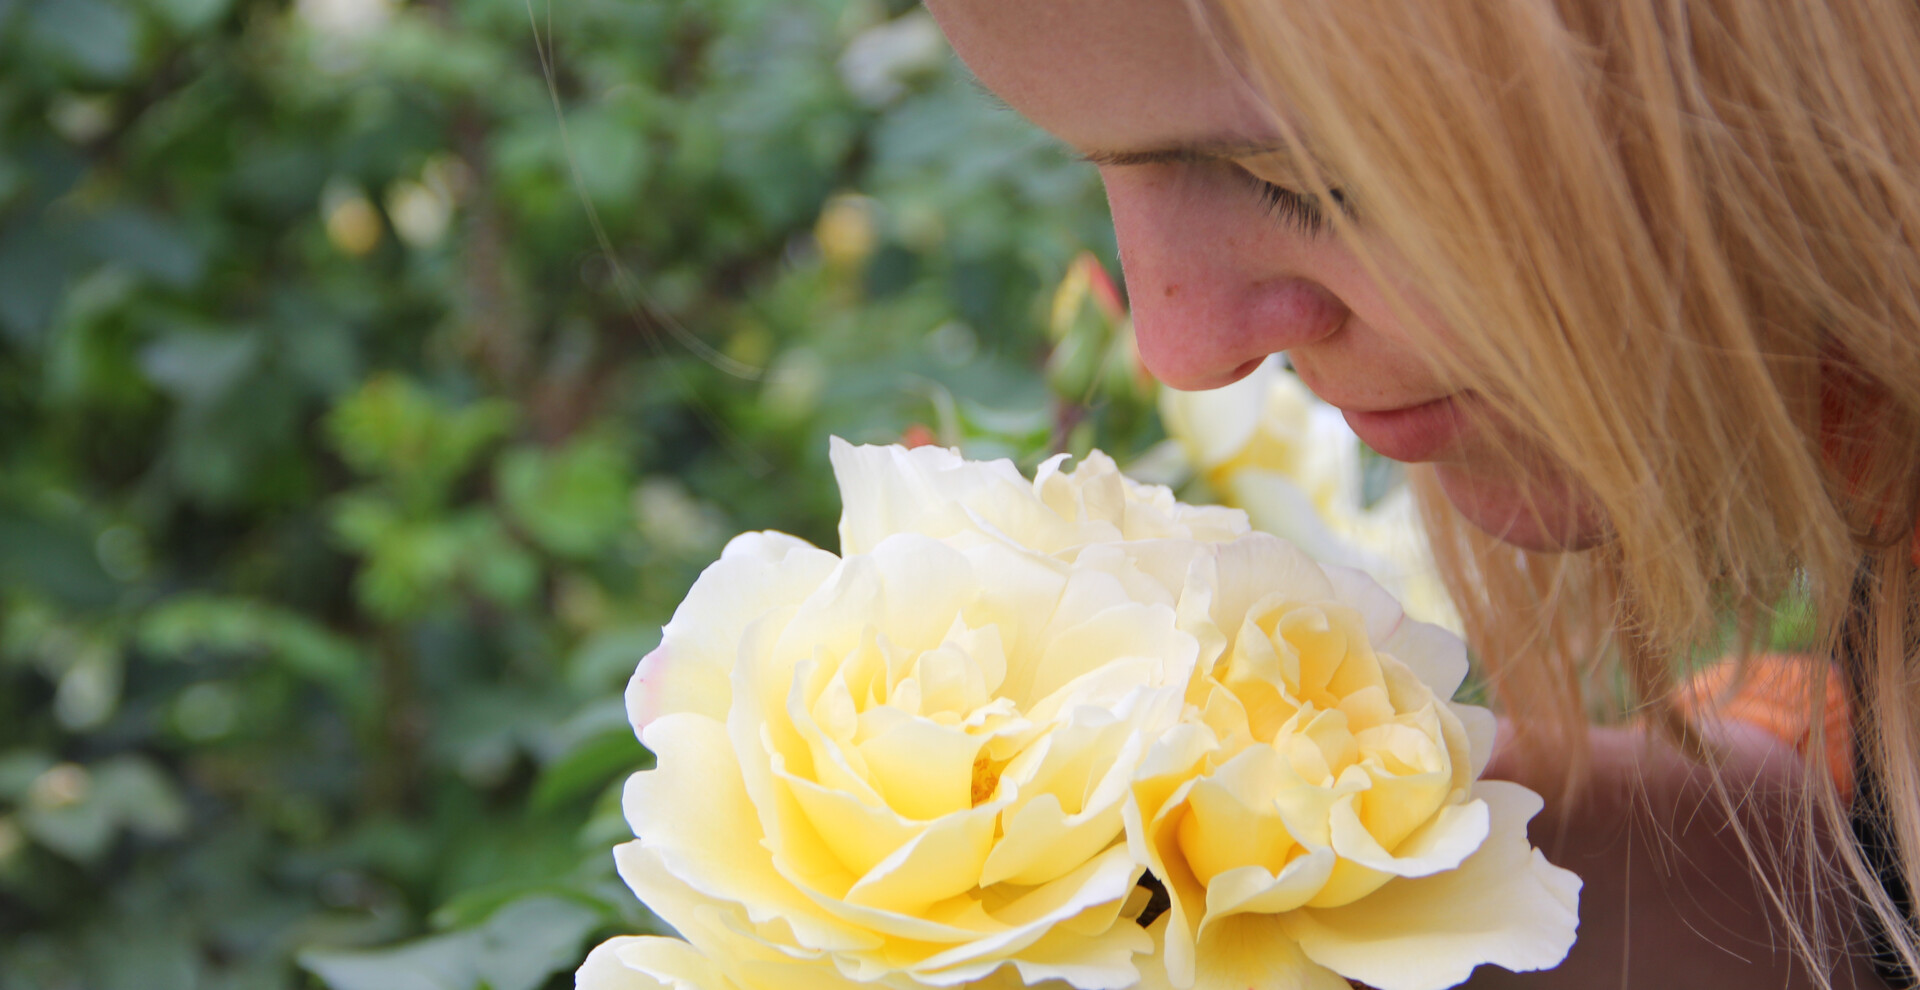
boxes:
[1464,722,1886,990]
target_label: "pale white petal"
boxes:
[1226,470,1381,572]
[1451,701,1499,781]
[841,803,999,915]
[1281,781,1581,990]
[611,842,875,970]
[578,937,699,990]
[1200,535,1336,639]
[913,845,1143,975]
[830,438,1067,554]
[1370,605,1470,702]
[1158,362,1266,470]
[1327,793,1488,879]
[1002,912,1154,990]
[629,534,838,730]
[1027,601,1190,706]
[1200,846,1337,919]
[1153,911,1351,990]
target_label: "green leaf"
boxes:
[326,376,516,508]
[530,728,647,814]
[299,895,603,990]
[20,786,118,862]
[136,594,375,715]
[565,625,660,695]
[427,883,616,933]
[496,436,634,559]
[18,755,187,863]
[350,518,466,620]
[0,750,57,801]
[139,328,261,405]
[330,492,403,551]
[275,315,362,397]
[140,0,228,32]
[0,220,75,347]
[0,508,118,610]
[82,207,205,288]
[566,106,653,211]
[28,0,143,82]
[91,754,189,839]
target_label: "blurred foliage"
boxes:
[0,0,1156,987]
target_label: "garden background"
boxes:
[0,0,1173,987]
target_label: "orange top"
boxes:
[1675,654,1853,801]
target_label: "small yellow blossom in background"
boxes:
[1154,356,1461,633]
[321,179,382,258]
[384,156,469,249]
[815,193,881,271]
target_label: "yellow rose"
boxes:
[1125,535,1578,990]
[594,516,1201,989]
[1157,357,1354,517]
[1157,357,1460,632]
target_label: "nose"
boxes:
[1102,168,1348,391]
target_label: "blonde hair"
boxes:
[1197,0,1920,981]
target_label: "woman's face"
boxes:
[926,0,1602,552]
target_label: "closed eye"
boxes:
[1241,172,1352,237]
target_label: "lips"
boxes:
[1340,395,1470,463]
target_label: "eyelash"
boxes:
[1242,175,1351,237]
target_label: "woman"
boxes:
[925,1,1920,987]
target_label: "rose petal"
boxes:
[1196,536,1337,645]
[1158,363,1265,469]
[1225,470,1372,569]
[1332,792,1488,881]
[841,802,999,915]
[1370,604,1470,702]
[854,708,980,820]
[1452,701,1499,780]
[831,438,1069,555]
[1002,912,1154,990]
[778,766,923,883]
[1200,846,1337,920]
[577,936,734,990]
[612,840,873,964]
[623,715,862,950]
[1281,781,1581,990]
[1198,913,1352,990]
[629,533,838,731]
[907,844,1144,979]
[1025,602,1188,728]
[1175,752,1295,885]
[1320,561,1409,647]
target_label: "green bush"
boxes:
[0,1,1149,987]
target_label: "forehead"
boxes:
[924,0,1279,154]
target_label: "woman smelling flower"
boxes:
[925,1,1920,986]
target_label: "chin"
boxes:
[1433,463,1608,553]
